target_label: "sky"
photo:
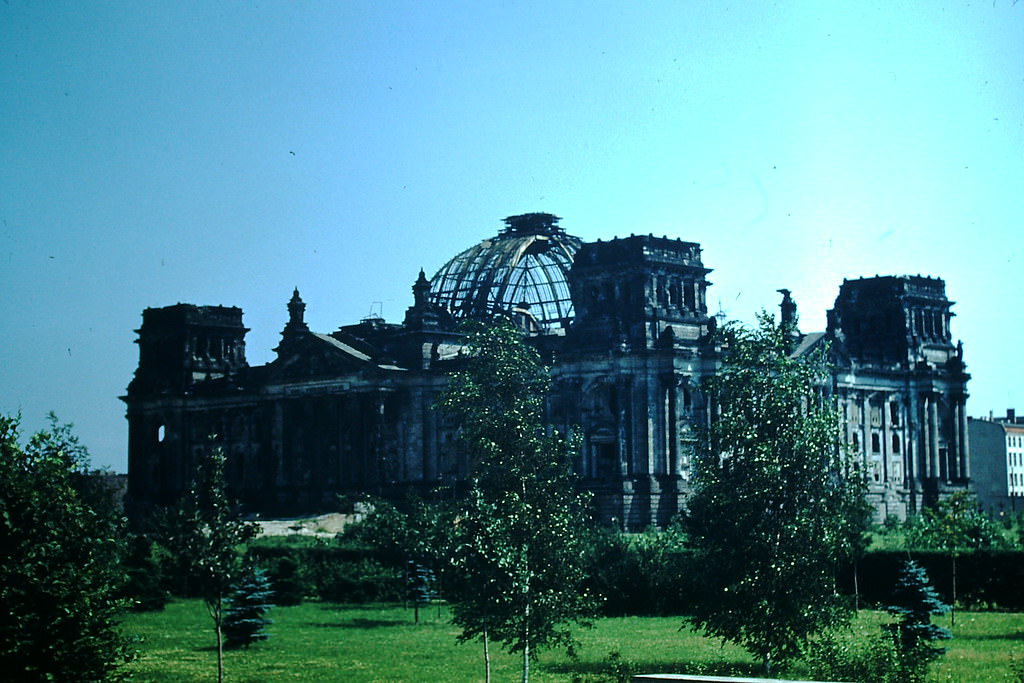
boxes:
[2,1,1022,472]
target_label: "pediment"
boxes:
[272,332,379,378]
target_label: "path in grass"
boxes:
[121,601,1023,682]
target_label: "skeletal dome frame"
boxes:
[428,213,582,332]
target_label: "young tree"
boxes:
[906,490,1011,626]
[438,321,597,683]
[885,560,951,682]
[405,561,435,624]
[222,565,274,649]
[168,444,257,683]
[685,315,870,674]
[0,413,132,681]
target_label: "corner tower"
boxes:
[551,234,720,530]
[568,234,715,351]
[826,275,971,518]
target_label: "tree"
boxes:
[406,561,435,624]
[685,315,870,674]
[885,560,951,682]
[437,321,597,683]
[222,565,274,649]
[166,444,257,683]
[906,490,1011,625]
[0,413,132,681]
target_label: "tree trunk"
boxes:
[951,555,957,628]
[215,598,224,683]
[853,558,860,612]
[483,626,491,683]
[522,599,530,683]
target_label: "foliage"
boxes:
[341,494,446,569]
[584,525,692,616]
[801,628,901,682]
[906,491,1012,552]
[223,565,274,649]
[248,539,411,604]
[310,557,403,603]
[0,412,132,681]
[884,559,951,682]
[262,554,304,606]
[438,320,598,682]
[121,533,170,611]
[685,315,871,673]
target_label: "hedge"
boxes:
[245,538,1024,614]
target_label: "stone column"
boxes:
[929,395,940,480]
[665,375,678,476]
[919,394,931,479]
[951,399,962,480]
[959,398,971,480]
[883,395,892,481]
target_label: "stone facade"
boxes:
[124,215,972,527]
[790,276,972,521]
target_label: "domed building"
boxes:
[124,213,972,528]
[429,213,581,333]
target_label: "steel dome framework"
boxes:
[428,213,582,333]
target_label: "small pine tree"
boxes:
[223,566,274,649]
[885,560,952,682]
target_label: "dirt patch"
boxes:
[256,512,358,538]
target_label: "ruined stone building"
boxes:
[124,213,971,528]
[790,276,972,520]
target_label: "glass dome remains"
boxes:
[429,213,582,333]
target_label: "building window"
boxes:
[872,433,881,453]
[892,434,900,453]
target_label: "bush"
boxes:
[121,534,169,611]
[310,559,403,603]
[584,527,693,616]
[263,555,305,606]
[802,629,900,682]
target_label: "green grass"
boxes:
[121,601,1024,682]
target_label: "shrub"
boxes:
[311,559,403,603]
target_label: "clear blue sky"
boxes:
[2,1,1022,472]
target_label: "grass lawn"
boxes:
[121,600,1024,682]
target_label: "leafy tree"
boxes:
[0,413,132,681]
[885,559,951,682]
[906,490,1011,625]
[341,494,439,565]
[685,315,870,674]
[438,321,597,683]
[166,444,257,683]
[223,565,274,649]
